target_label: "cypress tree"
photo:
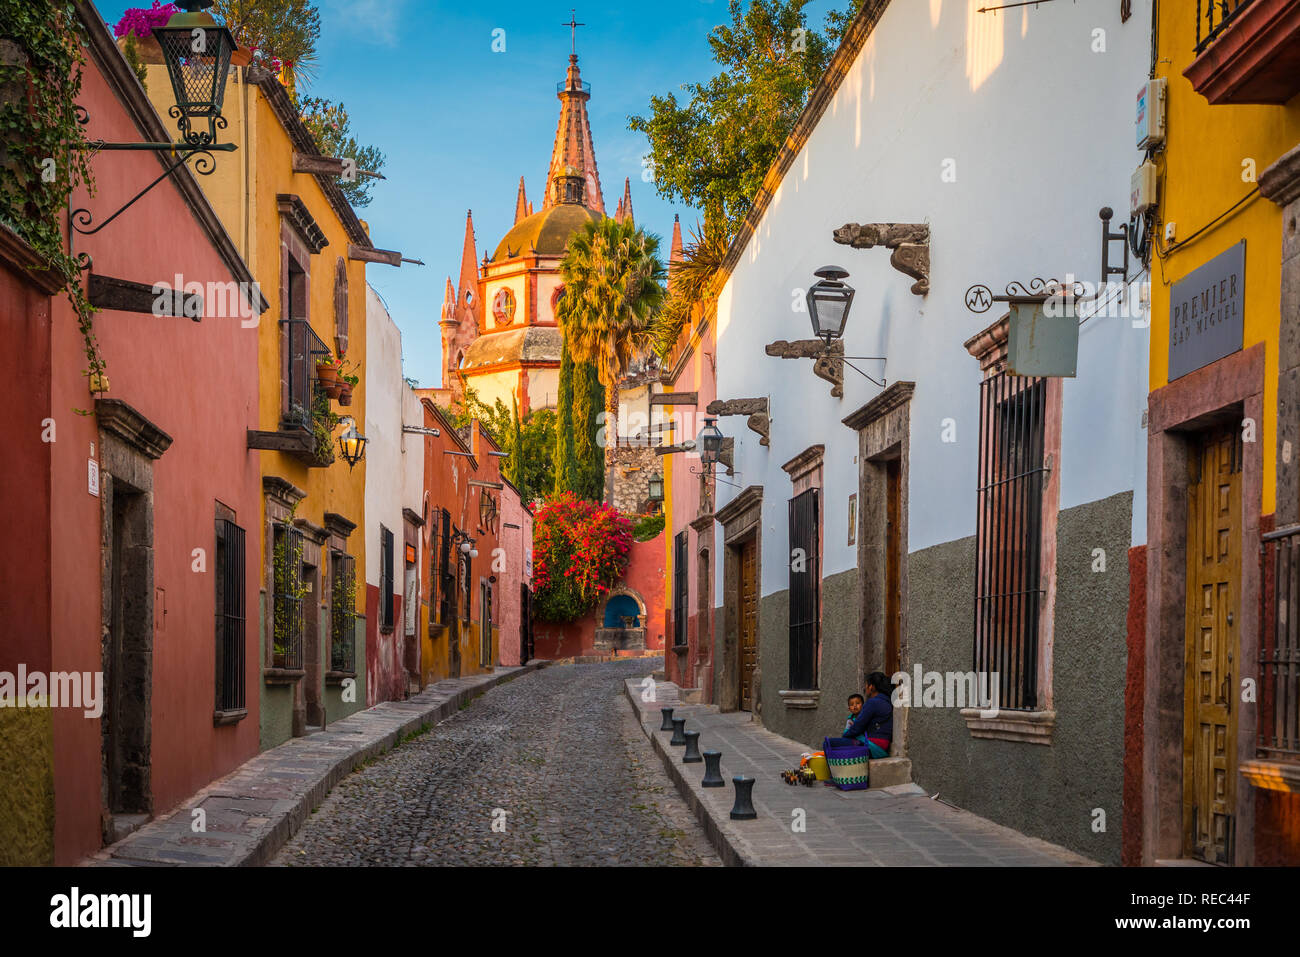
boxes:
[572,358,606,502]
[552,336,577,496]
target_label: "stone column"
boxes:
[1262,143,1300,525]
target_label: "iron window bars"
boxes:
[437,509,452,625]
[1260,524,1300,759]
[674,531,689,647]
[1195,0,1255,54]
[331,550,357,673]
[272,523,304,671]
[281,319,332,429]
[788,488,821,691]
[974,373,1048,712]
[215,518,246,713]
[380,525,395,630]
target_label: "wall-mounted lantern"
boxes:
[154,0,238,148]
[698,419,724,470]
[337,417,368,470]
[648,472,664,503]
[806,265,855,345]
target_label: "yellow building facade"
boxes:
[1142,1,1300,866]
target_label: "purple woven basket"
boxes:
[823,740,872,791]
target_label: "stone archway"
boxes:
[595,586,647,652]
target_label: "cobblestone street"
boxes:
[271,659,719,867]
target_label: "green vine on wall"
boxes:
[0,1,104,412]
[272,502,307,660]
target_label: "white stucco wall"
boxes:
[365,284,410,588]
[714,0,1152,597]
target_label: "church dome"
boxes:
[491,202,600,263]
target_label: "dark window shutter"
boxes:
[215,519,246,712]
[381,526,395,629]
[788,489,820,690]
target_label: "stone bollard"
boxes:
[659,707,675,731]
[682,730,702,763]
[701,750,725,787]
[669,717,687,746]
[730,776,757,820]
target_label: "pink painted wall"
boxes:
[48,46,262,863]
[664,315,717,696]
[533,533,666,659]
[366,587,406,706]
[496,483,533,667]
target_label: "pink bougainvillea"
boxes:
[113,2,179,40]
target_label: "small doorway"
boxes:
[1183,423,1242,864]
[739,537,758,712]
[101,479,152,842]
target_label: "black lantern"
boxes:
[806,265,855,345]
[648,472,664,503]
[337,418,367,470]
[153,0,238,148]
[698,419,724,469]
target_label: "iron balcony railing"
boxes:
[1195,0,1256,54]
[281,319,332,429]
[1259,524,1300,759]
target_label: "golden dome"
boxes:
[491,202,601,263]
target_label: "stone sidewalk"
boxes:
[626,678,1097,867]
[85,662,548,867]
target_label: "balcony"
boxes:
[1185,0,1300,105]
[247,320,336,467]
[1249,524,1300,792]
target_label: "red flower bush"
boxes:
[532,493,632,623]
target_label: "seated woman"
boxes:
[824,671,893,759]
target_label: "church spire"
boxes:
[440,277,456,323]
[614,177,633,225]
[543,52,605,215]
[668,214,684,293]
[514,176,529,224]
[458,210,479,322]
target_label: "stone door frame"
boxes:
[843,381,914,757]
[715,486,763,713]
[1144,343,1263,867]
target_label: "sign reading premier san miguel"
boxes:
[1168,240,1246,380]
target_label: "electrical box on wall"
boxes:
[1131,159,1158,215]
[1136,78,1167,150]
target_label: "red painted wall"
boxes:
[47,52,262,863]
[365,586,405,705]
[1122,544,1147,867]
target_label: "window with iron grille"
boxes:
[272,522,304,670]
[436,509,452,624]
[331,550,357,673]
[459,549,472,623]
[974,373,1047,712]
[380,525,395,630]
[215,518,246,713]
[788,488,820,690]
[674,531,689,646]
[1260,525,1300,761]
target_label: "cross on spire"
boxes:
[563,9,585,56]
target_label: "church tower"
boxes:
[439,209,481,405]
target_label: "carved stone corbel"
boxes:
[705,398,770,447]
[832,222,930,296]
[765,340,844,398]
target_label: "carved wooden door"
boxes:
[1183,424,1240,864]
[739,539,758,711]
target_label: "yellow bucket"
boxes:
[808,755,830,781]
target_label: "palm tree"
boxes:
[556,217,667,502]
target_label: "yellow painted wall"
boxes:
[1151,13,1300,516]
[143,65,368,639]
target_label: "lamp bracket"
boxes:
[705,398,770,447]
[765,339,845,398]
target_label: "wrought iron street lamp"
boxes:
[337,417,368,470]
[153,0,239,148]
[648,472,664,503]
[698,419,724,470]
[806,265,855,345]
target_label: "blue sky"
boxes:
[95,0,848,387]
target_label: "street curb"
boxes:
[89,660,550,867]
[624,682,750,867]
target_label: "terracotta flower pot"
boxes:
[230,48,253,68]
[316,363,339,387]
[116,34,165,65]
[337,385,353,407]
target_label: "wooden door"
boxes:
[1183,424,1241,864]
[739,539,758,711]
[885,458,902,679]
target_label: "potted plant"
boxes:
[315,355,342,398]
[113,4,176,67]
[310,388,338,465]
[337,360,360,407]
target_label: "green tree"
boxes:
[572,356,606,502]
[629,0,863,239]
[649,215,730,360]
[299,96,386,208]
[552,339,577,497]
[557,217,667,502]
[213,0,320,95]
[449,386,554,505]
